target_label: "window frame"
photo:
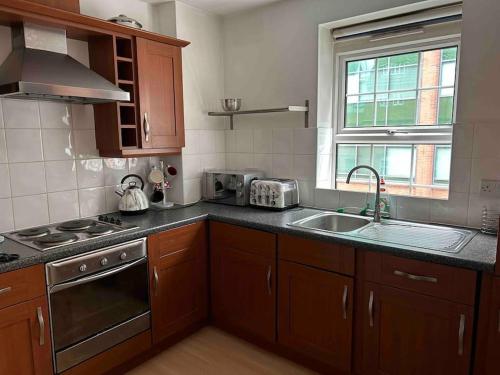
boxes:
[333,35,461,145]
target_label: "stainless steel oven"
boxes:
[46,238,150,373]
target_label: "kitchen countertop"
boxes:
[0,202,497,274]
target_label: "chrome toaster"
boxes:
[250,179,299,210]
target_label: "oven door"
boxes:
[49,257,150,373]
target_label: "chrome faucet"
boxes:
[346,165,381,223]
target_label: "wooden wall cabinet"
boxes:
[355,251,476,375]
[90,35,187,157]
[148,222,208,344]
[0,265,52,375]
[210,222,277,344]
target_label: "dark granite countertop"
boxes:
[0,202,497,274]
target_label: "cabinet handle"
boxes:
[143,112,150,142]
[498,310,500,333]
[368,291,374,328]
[37,307,45,346]
[266,266,272,295]
[342,285,349,320]
[393,270,438,284]
[153,266,159,296]
[0,286,12,295]
[458,314,465,356]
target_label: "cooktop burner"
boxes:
[17,227,50,238]
[0,253,19,263]
[86,225,114,236]
[57,219,96,231]
[35,233,79,247]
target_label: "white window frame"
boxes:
[333,35,461,146]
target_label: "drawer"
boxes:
[0,265,46,309]
[210,221,276,258]
[357,250,476,305]
[148,222,207,265]
[279,234,355,276]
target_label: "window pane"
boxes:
[336,143,450,199]
[343,46,458,128]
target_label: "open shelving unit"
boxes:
[208,100,309,130]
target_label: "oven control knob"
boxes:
[120,252,127,261]
[100,258,109,266]
[79,264,87,272]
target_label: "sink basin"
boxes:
[289,212,371,233]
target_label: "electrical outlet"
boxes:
[480,179,500,197]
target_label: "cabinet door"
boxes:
[360,282,473,375]
[0,296,52,375]
[148,222,207,344]
[211,232,276,343]
[278,260,353,373]
[136,37,185,149]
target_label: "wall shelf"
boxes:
[208,100,309,130]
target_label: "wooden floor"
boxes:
[126,327,318,375]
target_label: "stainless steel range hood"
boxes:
[0,23,129,104]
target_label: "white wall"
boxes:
[80,0,154,31]
[221,0,500,228]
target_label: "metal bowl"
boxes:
[221,98,242,112]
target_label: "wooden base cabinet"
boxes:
[0,296,52,375]
[210,222,277,343]
[148,222,208,344]
[358,282,473,375]
[278,260,353,373]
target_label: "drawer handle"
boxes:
[266,266,272,296]
[0,286,12,295]
[498,310,500,333]
[342,285,348,320]
[143,112,150,142]
[368,291,374,328]
[153,266,159,296]
[393,270,438,283]
[458,314,465,356]
[37,307,45,346]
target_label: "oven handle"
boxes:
[49,258,147,294]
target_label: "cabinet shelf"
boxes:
[208,100,309,130]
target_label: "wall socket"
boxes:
[480,179,500,197]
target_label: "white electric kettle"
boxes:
[115,174,149,215]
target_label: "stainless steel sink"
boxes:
[289,212,372,233]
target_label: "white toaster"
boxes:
[250,179,299,210]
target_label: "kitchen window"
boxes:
[325,2,462,199]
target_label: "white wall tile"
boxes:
[214,130,225,153]
[76,159,104,188]
[5,129,43,162]
[71,104,94,129]
[74,130,99,159]
[12,194,49,229]
[183,178,201,203]
[314,188,340,209]
[41,129,74,160]
[9,162,46,197]
[182,154,202,179]
[39,102,72,128]
[48,190,79,223]
[199,130,217,154]
[104,185,121,213]
[234,129,253,153]
[0,198,14,232]
[45,160,77,192]
[395,196,431,222]
[0,164,10,198]
[183,130,200,155]
[253,129,272,154]
[452,124,474,158]
[79,187,106,217]
[470,157,500,194]
[467,193,500,228]
[430,192,469,226]
[472,124,500,158]
[2,99,40,129]
[230,153,253,170]
[225,130,236,153]
[128,158,151,181]
[200,153,225,171]
[449,157,471,193]
[294,128,316,155]
[0,100,3,128]
[316,154,332,188]
[297,179,315,206]
[253,154,272,177]
[103,158,128,186]
[272,128,293,154]
[339,190,367,209]
[293,155,315,180]
[272,154,293,178]
[0,130,6,163]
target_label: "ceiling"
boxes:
[142,0,282,15]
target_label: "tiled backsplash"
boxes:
[0,99,157,232]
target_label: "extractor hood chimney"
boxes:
[0,23,129,104]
